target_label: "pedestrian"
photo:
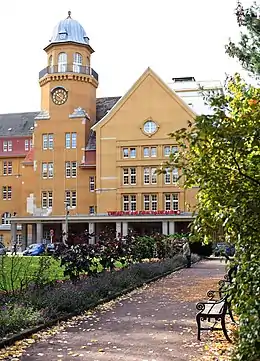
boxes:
[12,241,17,255]
[183,239,191,268]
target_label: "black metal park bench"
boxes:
[195,294,232,342]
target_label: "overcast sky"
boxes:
[0,0,253,113]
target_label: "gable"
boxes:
[92,68,196,133]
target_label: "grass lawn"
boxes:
[0,256,65,292]
[0,256,124,292]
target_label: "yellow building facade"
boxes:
[0,13,222,247]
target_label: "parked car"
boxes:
[0,242,7,256]
[214,243,235,257]
[46,242,62,255]
[23,243,46,256]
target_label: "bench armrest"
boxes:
[196,302,206,312]
[207,289,219,300]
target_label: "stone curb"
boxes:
[0,259,200,349]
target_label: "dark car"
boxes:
[23,243,46,256]
[214,243,235,257]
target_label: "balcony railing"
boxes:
[39,64,99,82]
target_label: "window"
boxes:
[164,145,178,157]
[130,195,137,211]
[8,141,12,152]
[89,176,95,191]
[2,187,11,200]
[1,212,11,224]
[42,163,53,178]
[143,146,157,158]
[2,187,7,200]
[8,162,12,175]
[73,52,83,73]
[143,168,150,184]
[123,168,136,185]
[49,55,54,73]
[164,193,179,211]
[143,120,157,134]
[143,147,149,157]
[41,191,53,208]
[172,168,179,184]
[65,133,77,149]
[130,148,136,158]
[122,147,136,159]
[58,52,67,72]
[143,168,157,185]
[65,190,77,208]
[25,140,29,151]
[123,148,129,158]
[2,161,11,175]
[3,141,7,152]
[65,162,77,178]
[16,234,22,242]
[164,168,179,185]
[143,194,157,211]
[89,206,95,214]
[123,195,129,211]
[130,168,136,184]
[30,139,33,149]
[7,187,11,200]
[0,235,3,243]
[42,134,54,150]
[123,195,137,211]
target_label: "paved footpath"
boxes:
[21,260,226,361]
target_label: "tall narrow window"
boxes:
[58,52,67,72]
[123,169,129,185]
[65,162,71,178]
[89,176,95,191]
[49,55,54,73]
[123,195,129,211]
[2,187,7,200]
[8,141,12,152]
[151,168,157,184]
[71,191,77,207]
[48,163,54,178]
[151,194,157,211]
[71,162,77,177]
[1,212,11,224]
[130,195,137,211]
[144,168,150,184]
[71,133,77,149]
[73,52,83,73]
[8,162,12,175]
[172,168,179,184]
[65,133,71,149]
[164,168,171,184]
[3,141,7,152]
[172,193,179,210]
[43,135,48,150]
[144,195,150,210]
[25,140,29,151]
[3,161,7,175]
[42,163,48,178]
[7,186,12,200]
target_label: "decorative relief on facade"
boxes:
[34,110,50,120]
[69,107,90,119]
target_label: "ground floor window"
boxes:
[143,194,158,211]
[0,234,3,243]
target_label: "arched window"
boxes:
[1,212,11,225]
[58,52,67,72]
[49,55,54,73]
[73,52,83,73]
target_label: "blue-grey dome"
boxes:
[49,12,90,46]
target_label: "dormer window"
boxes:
[58,52,67,72]
[73,53,83,73]
[59,29,67,40]
[84,35,89,44]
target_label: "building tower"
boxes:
[33,11,99,215]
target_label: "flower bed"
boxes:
[0,254,200,342]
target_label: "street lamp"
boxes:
[63,201,70,246]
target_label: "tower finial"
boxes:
[67,10,71,18]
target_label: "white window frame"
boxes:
[65,162,71,178]
[48,134,54,150]
[7,186,12,200]
[71,162,77,178]
[164,146,171,157]
[48,191,53,208]
[130,168,136,185]
[3,161,7,175]
[151,168,157,184]
[143,147,149,157]
[123,195,129,211]
[8,141,12,152]
[151,194,158,211]
[0,235,3,242]
[143,194,150,210]
[164,194,171,210]
[48,163,54,178]
[73,52,83,73]
[41,191,47,208]
[130,148,136,158]
[71,133,77,149]
[65,191,71,208]
[8,162,12,175]
[1,212,11,225]
[30,139,33,149]
[2,187,7,200]
[172,168,179,184]
[42,163,48,179]
[130,195,137,211]
[25,139,29,151]
[151,147,157,157]
[144,167,150,184]
[89,176,95,191]
[123,168,129,185]
[164,168,171,184]
[3,141,7,152]
[58,52,67,72]
[65,133,71,149]
[172,193,179,210]
[123,148,129,158]
[43,135,48,150]
[71,191,77,207]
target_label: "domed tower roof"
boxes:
[48,11,90,47]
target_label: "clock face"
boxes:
[52,87,68,105]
